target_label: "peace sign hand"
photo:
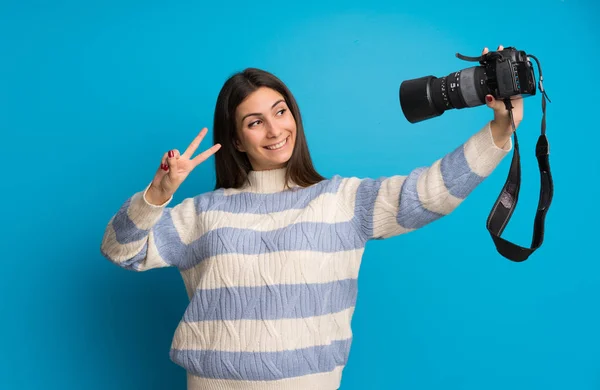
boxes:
[146,128,221,205]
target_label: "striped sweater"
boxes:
[100,122,511,390]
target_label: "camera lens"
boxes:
[399,66,488,123]
[399,76,440,124]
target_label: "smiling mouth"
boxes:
[264,136,289,150]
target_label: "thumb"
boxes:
[485,94,499,109]
[485,94,509,115]
[485,94,516,130]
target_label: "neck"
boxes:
[244,166,296,193]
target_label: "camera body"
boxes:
[399,47,537,123]
[484,47,536,99]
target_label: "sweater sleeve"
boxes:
[337,121,512,242]
[100,184,193,271]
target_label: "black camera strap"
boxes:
[485,55,553,262]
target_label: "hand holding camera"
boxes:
[482,45,523,144]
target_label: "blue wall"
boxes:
[2,0,598,389]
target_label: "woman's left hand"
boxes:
[483,45,523,146]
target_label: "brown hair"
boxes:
[212,68,326,190]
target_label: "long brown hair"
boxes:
[213,68,326,190]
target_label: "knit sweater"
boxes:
[100,122,511,390]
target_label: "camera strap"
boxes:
[485,55,553,262]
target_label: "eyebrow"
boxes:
[241,99,286,122]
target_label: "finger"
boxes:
[497,45,504,51]
[192,143,222,167]
[482,47,489,55]
[158,151,169,172]
[166,149,180,173]
[182,128,208,159]
[153,152,170,185]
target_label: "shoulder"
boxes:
[167,188,226,217]
[293,175,349,195]
[327,174,377,193]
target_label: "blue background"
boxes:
[2,0,599,389]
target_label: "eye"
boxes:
[248,119,262,128]
[247,108,286,128]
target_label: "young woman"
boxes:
[101,46,518,390]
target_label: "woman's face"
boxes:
[235,87,297,171]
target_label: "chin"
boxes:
[270,156,292,168]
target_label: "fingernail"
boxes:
[486,95,493,103]
[161,163,168,171]
[168,150,174,158]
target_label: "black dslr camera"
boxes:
[399,47,537,123]
[398,47,553,263]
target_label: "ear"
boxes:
[234,139,246,153]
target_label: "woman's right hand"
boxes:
[146,127,221,205]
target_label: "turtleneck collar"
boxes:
[243,167,297,194]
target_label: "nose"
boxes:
[265,121,282,138]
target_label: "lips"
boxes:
[264,135,289,150]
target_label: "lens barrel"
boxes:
[400,66,488,123]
